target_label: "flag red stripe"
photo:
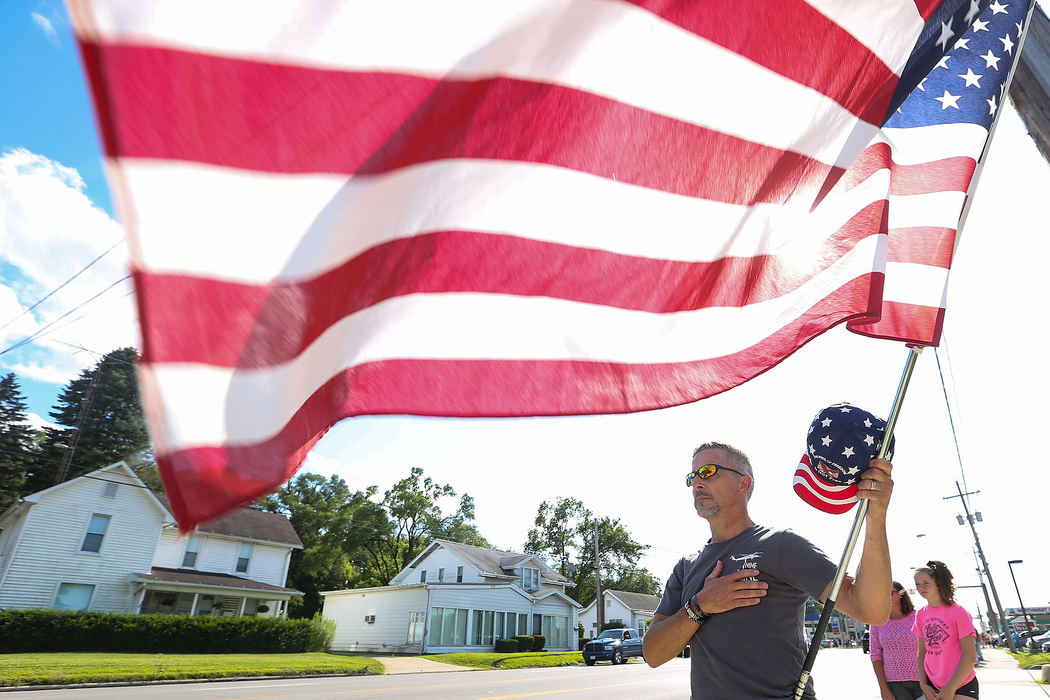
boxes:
[627,0,899,124]
[156,275,882,526]
[847,300,945,343]
[913,0,946,20]
[78,41,837,205]
[843,142,977,195]
[886,226,956,266]
[135,204,888,367]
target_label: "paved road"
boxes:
[2,648,1044,699]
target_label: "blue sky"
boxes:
[2,1,1048,617]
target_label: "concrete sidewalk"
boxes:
[376,655,475,674]
[974,647,1048,698]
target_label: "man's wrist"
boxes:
[685,596,713,625]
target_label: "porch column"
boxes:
[238,597,247,616]
[131,585,147,614]
[189,593,200,615]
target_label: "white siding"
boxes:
[323,586,429,653]
[0,469,164,613]
[153,527,291,586]
[0,511,28,584]
[405,547,484,584]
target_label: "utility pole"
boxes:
[944,482,1015,652]
[55,364,101,484]
[595,520,603,630]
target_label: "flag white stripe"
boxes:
[120,158,919,283]
[144,236,884,452]
[83,0,884,167]
[883,261,949,307]
[792,476,859,506]
[806,0,925,75]
[879,123,990,164]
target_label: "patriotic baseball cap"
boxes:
[792,403,895,514]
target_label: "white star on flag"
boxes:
[937,19,955,50]
[1000,34,1015,54]
[842,446,855,458]
[989,0,1009,14]
[863,418,872,428]
[987,94,998,115]
[965,0,981,23]
[847,466,860,475]
[839,406,852,413]
[864,434,876,446]
[959,68,983,87]
[973,18,990,32]
[981,50,1002,69]
[935,90,961,109]
[822,418,833,428]
[821,435,833,446]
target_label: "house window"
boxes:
[438,567,444,582]
[408,611,425,643]
[102,481,118,498]
[430,607,467,646]
[182,535,201,568]
[80,514,111,553]
[235,543,252,573]
[456,566,463,582]
[519,613,529,635]
[419,569,426,583]
[522,567,539,590]
[471,609,496,645]
[505,612,517,638]
[542,615,569,648]
[53,582,95,611]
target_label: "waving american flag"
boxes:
[69,0,1028,529]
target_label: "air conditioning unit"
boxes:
[364,615,376,623]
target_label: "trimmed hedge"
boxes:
[493,638,519,653]
[531,634,546,651]
[0,609,334,654]
[513,635,534,652]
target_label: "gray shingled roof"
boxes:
[157,495,302,548]
[434,539,569,582]
[606,589,662,612]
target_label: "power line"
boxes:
[0,240,123,334]
[0,275,131,357]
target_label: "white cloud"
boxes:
[30,12,57,43]
[0,149,136,382]
[22,412,58,431]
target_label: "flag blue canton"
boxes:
[887,0,1031,129]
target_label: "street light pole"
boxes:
[1007,560,1035,649]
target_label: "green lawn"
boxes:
[424,651,585,669]
[1007,650,1050,682]
[0,652,382,687]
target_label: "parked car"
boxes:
[1028,629,1050,651]
[582,628,644,665]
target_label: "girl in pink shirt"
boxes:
[913,561,978,699]
[869,581,921,699]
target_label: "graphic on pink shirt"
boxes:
[913,603,976,688]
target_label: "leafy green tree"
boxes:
[0,373,35,510]
[29,347,151,492]
[525,497,658,605]
[357,467,489,586]
[260,473,388,617]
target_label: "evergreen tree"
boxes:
[0,373,35,511]
[28,347,151,492]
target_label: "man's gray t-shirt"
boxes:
[656,524,836,699]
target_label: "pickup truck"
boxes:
[582,628,644,665]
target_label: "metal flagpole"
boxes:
[793,345,923,700]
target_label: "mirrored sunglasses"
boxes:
[686,463,746,487]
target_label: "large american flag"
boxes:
[68,0,1027,529]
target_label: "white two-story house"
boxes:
[322,539,581,654]
[0,461,302,617]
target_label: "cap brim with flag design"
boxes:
[793,403,895,514]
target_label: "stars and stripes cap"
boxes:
[793,403,895,514]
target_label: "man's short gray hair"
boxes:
[692,441,755,500]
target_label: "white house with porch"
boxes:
[0,462,302,617]
[578,589,662,637]
[322,539,581,653]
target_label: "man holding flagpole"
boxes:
[644,416,894,699]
